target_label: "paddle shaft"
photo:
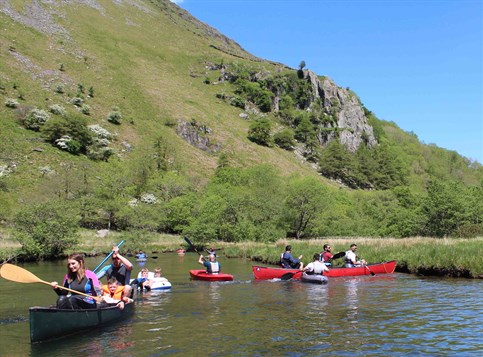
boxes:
[365,265,376,276]
[0,263,98,301]
[45,280,99,300]
[93,240,125,273]
[184,236,203,257]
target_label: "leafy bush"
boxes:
[107,110,122,124]
[248,118,272,146]
[24,108,50,131]
[49,104,66,116]
[41,113,92,154]
[13,201,79,259]
[5,98,19,108]
[71,97,84,107]
[81,104,90,115]
[273,128,295,150]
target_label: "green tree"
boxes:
[294,115,316,143]
[273,128,295,150]
[248,118,272,146]
[42,113,92,154]
[420,180,467,237]
[283,176,330,238]
[13,201,79,259]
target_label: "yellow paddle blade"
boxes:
[0,263,46,284]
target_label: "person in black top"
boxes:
[105,246,133,299]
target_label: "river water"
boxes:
[0,254,481,356]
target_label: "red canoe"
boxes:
[252,260,396,280]
[189,269,234,281]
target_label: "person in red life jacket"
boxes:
[100,277,132,310]
[320,244,334,266]
[198,254,220,274]
[51,253,101,309]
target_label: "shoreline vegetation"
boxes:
[0,231,481,279]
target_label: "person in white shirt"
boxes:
[344,244,366,268]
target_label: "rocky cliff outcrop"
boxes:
[305,70,377,152]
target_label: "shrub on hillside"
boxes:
[71,97,84,107]
[81,104,90,115]
[274,129,295,150]
[41,114,92,154]
[24,108,50,131]
[5,98,19,108]
[248,118,272,146]
[107,110,122,125]
[13,201,79,260]
[49,104,66,116]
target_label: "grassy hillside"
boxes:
[0,0,481,243]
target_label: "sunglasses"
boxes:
[112,257,120,260]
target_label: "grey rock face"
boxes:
[306,71,377,152]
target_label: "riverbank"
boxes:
[1,230,481,278]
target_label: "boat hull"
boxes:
[150,281,172,290]
[301,272,328,284]
[252,260,396,280]
[189,269,233,281]
[29,302,134,343]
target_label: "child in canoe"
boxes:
[100,277,133,310]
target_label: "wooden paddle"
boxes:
[0,263,99,301]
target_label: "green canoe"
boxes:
[29,302,134,343]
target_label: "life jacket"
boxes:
[307,261,326,275]
[344,250,353,264]
[102,285,124,300]
[281,252,298,269]
[208,262,220,274]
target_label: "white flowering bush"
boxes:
[55,135,81,154]
[107,110,122,125]
[0,165,10,177]
[24,108,50,131]
[81,104,90,115]
[86,146,115,161]
[49,104,66,116]
[5,98,19,108]
[140,193,157,204]
[88,124,112,139]
[71,97,84,107]
[128,198,139,207]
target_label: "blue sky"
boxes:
[171,0,482,163]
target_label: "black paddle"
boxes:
[364,265,376,276]
[280,270,303,281]
[183,236,202,257]
[331,251,345,260]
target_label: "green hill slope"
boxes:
[0,0,481,243]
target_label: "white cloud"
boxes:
[170,0,184,4]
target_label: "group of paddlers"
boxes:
[280,243,368,275]
[51,246,167,310]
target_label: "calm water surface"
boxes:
[0,254,481,356]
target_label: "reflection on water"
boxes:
[0,255,481,356]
